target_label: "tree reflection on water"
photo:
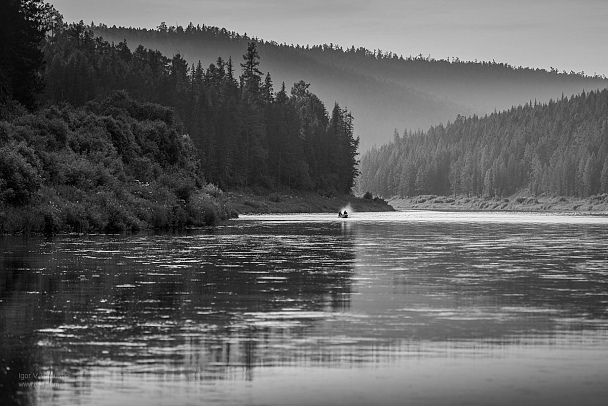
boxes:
[1,223,356,404]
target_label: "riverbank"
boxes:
[226,189,394,214]
[389,194,608,215]
[1,186,393,234]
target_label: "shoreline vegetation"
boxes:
[389,193,608,215]
[227,189,394,214]
[0,92,238,235]
[228,190,608,216]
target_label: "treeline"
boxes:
[93,22,606,79]
[43,22,359,193]
[359,89,608,198]
[307,43,605,79]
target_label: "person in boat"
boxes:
[338,210,348,218]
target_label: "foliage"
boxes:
[0,93,232,233]
[359,89,608,199]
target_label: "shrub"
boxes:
[202,183,223,198]
[0,141,41,205]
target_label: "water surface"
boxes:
[2,211,608,405]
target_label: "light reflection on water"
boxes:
[2,211,608,405]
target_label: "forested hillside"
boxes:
[1,3,360,233]
[358,89,608,199]
[92,23,608,149]
[42,23,359,193]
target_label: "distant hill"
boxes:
[358,88,608,199]
[92,23,608,150]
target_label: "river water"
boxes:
[2,211,608,406]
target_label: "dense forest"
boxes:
[358,89,608,199]
[93,23,608,149]
[42,22,359,192]
[0,1,359,233]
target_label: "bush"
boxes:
[0,141,41,205]
[363,191,373,200]
[268,192,281,202]
[202,183,223,198]
[0,94,236,234]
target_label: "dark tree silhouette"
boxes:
[0,0,51,111]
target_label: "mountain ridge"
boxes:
[91,23,608,149]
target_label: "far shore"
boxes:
[389,194,608,215]
[225,189,395,215]
[225,189,608,216]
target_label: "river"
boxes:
[2,211,608,405]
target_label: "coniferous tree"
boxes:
[1,0,52,111]
[240,41,263,96]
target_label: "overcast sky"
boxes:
[51,0,608,77]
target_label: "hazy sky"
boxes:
[51,0,608,76]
